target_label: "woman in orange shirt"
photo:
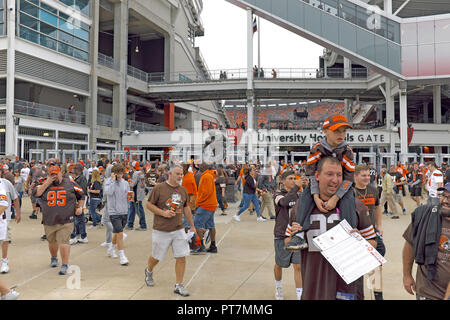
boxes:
[182,164,197,212]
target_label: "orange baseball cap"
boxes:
[322,114,353,131]
[49,166,61,175]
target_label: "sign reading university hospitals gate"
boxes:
[256,130,390,146]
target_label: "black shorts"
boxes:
[410,185,422,197]
[110,215,127,234]
[375,232,386,257]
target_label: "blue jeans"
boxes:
[71,213,87,239]
[89,198,101,226]
[216,190,226,211]
[127,201,147,229]
[237,193,261,217]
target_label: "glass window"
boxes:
[59,18,74,34]
[20,13,39,31]
[76,0,90,16]
[0,12,3,24]
[59,12,70,20]
[339,0,356,24]
[27,0,39,5]
[73,48,88,61]
[81,21,89,30]
[72,37,89,51]
[322,0,338,16]
[40,22,57,38]
[356,6,370,30]
[20,0,39,18]
[73,26,89,41]
[374,16,387,38]
[58,42,74,56]
[40,9,57,27]
[58,30,73,45]
[19,27,39,44]
[60,0,74,7]
[0,1,3,9]
[387,19,400,43]
[0,24,4,35]
[41,3,58,14]
[40,34,57,50]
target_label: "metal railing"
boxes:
[14,99,86,125]
[98,53,117,70]
[148,67,368,83]
[97,113,117,128]
[128,65,149,82]
[126,119,166,132]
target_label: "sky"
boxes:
[196,0,324,72]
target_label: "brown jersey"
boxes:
[301,199,376,300]
[33,177,84,226]
[354,185,380,228]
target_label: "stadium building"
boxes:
[0,0,449,167]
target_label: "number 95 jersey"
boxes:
[34,177,84,226]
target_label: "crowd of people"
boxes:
[0,115,449,300]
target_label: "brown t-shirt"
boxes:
[354,185,380,228]
[403,218,450,300]
[301,200,375,300]
[147,181,189,232]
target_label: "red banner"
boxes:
[398,127,414,146]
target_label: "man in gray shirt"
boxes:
[104,164,130,265]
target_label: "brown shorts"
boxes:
[44,223,74,244]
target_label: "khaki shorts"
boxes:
[152,229,190,261]
[44,223,74,244]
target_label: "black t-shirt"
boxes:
[389,171,404,193]
[89,180,102,199]
[369,168,377,183]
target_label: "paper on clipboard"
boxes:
[313,219,387,285]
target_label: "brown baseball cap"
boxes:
[323,114,353,131]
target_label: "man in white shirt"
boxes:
[20,163,30,182]
[426,161,444,206]
[0,178,20,274]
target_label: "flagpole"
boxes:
[257,16,261,74]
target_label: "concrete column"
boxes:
[385,79,395,129]
[423,101,428,123]
[399,87,408,160]
[164,103,175,131]
[344,99,353,121]
[384,0,392,14]
[344,58,351,79]
[5,0,16,155]
[113,0,128,147]
[246,8,254,131]
[376,105,383,123]
[433,85,441,124]
[88,0,100,150]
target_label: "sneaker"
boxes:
[29,214,37,219]
[88,225,98,230]
[402,208,406,215]
[233,215,240,222]
[191,246,206,255]
[1,289,20,300]
[40,234,47,241]
[206,245,217,253]
[174,284,190,297]
[78,237,88,244]
[270,216,276,220]
[50,257,58,268]
[275,287,284,300]
[284,236,309,251]
[107,246,118,258]
[59,264,68,275]
[0,260,9,274]
[120,254,129,266]
[249,210,255,215]
[145,268,154,286]
[100,242,111,247]
[382,211,389,215]
[125,226,134,230]
[391,215,400,219]
[135,227,147,231]
[220,211,228,216]
[69,238,78,245]
[123,233,128,241]
[256,216,267,222]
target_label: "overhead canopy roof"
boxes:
[365,0,450,18]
